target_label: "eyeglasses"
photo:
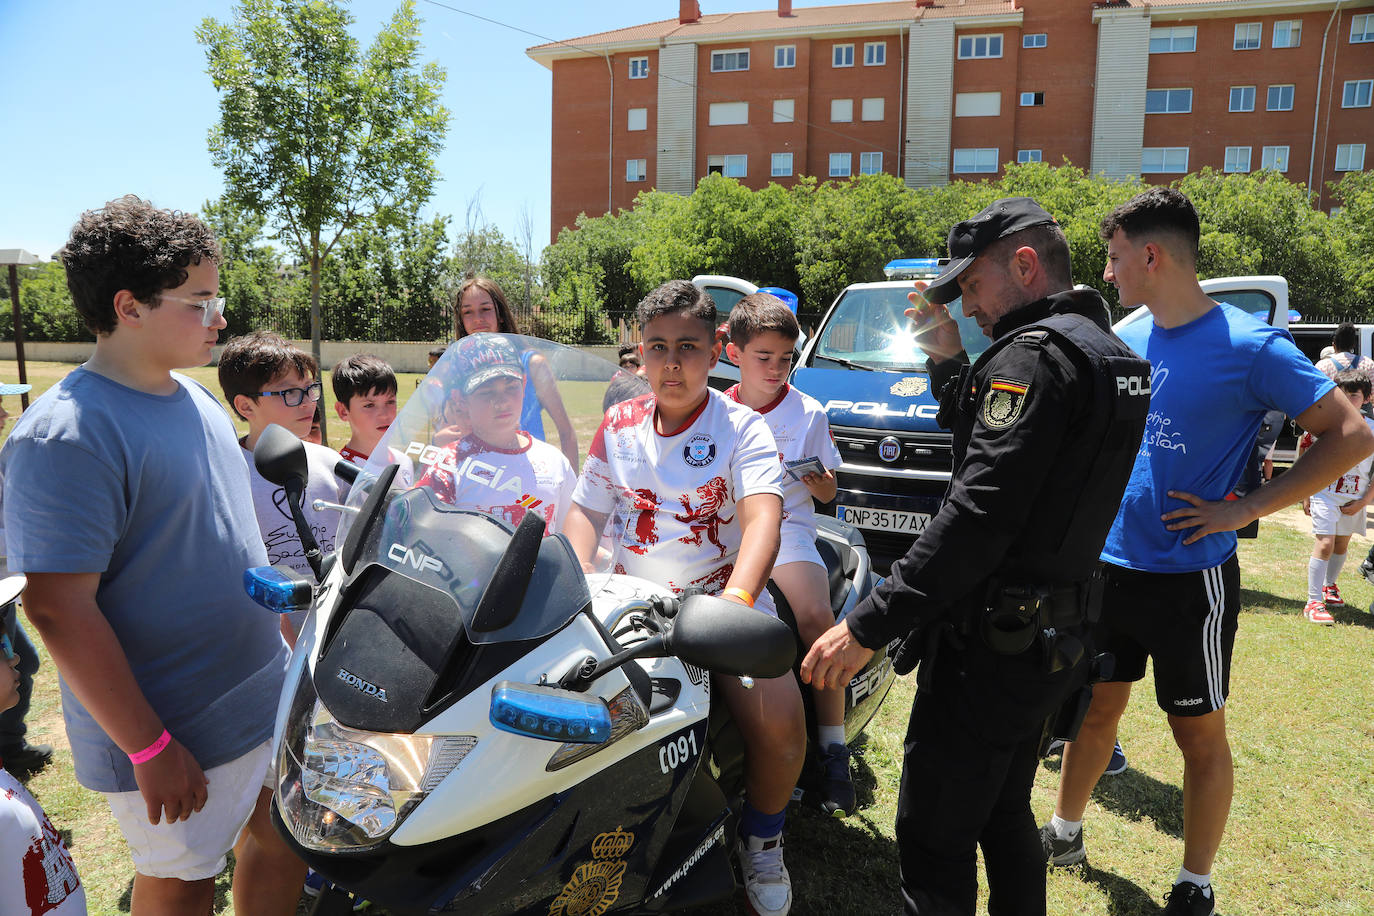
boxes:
[160,294,227,327]
[257,381,323,407]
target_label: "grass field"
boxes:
[4,359,1373,914]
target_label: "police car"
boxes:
[791,258,988,566]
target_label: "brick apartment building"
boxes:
[527,0,1373,241]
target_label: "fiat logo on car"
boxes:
[877,436,902,463]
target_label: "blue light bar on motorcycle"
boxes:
[884,258,941,280]
[490,682,612,745]
[243,565,314,613]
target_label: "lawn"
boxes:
[4,359,1373,914]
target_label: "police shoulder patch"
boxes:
[981,376,1030,429]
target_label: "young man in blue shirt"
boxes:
[1042,188,1374,915]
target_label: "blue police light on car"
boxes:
[490,682,613,745]
[758,286,800,315]
[883,258,942,280]
[243,566,314,613]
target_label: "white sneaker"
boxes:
[736,832,792,916]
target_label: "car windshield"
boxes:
[335,335,621,644]
[812,285,988,370]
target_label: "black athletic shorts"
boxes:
[1094,555,1240,717]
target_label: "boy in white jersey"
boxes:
[566,280,803,916]
[415,335,574,534]
[724,293,854,816]
[1300,369,1374,624]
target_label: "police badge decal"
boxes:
[982,377,1029,429]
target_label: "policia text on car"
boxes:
[801,197,1150,916]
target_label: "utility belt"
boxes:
[978,570,1104,673]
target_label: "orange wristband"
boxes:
[723,587,755,607]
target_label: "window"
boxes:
[1023,33,1048,48]
[1141,147,1189,173]
[629,57,649,79]
[954,91,1001,117]
[627,108,647,131]
[710,49,749,72]
[1352,14,1374,42]
[864,42,886,65]
[833,43,854,67]
[957,34,1003,59]
[953,147,999,173]
[773,99,795,123]
[1336,144,1366,171]
[1224,146,1251,172]
[771,153,793,177]
[1229,86,1256,112]
[829,153,852,177]
[626,159,646,182]
[859,152,883,175]
[1343,80,1373,108]
[1149,26,1196,53]
[1267,84,1294,111]
[1018,149,1043,163]
[1261,146,1290,171]
[774,45,795,68]
[708,102,749,126]
[831,99,854,122]
[1145,88,1193,113]
[861,98,885,121]
[1273,20,1301,48]
[1019,91,1044,107]
[1234,23,1261,50]
[707,155,747,177]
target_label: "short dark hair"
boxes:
[332,354,397,404]
[982,223,1073,292]
[454,274,521,338]
[728,292,800,347]
[428,344,449,359]
[1099,187,1200,265]
[58,195,222,336]
[1334,368,1371,399]
[636,280,716,335]
[1333,322,1359,353]
[218,330,318,420]
[618,344,640,362]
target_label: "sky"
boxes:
[0,0,881,263]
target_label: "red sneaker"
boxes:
[1323,584,1345,607]
[1305,599,1335,625]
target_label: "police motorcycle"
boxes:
[245,337,896,915]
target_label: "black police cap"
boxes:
[922,197,1059,305]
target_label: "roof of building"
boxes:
[527,1,1020,60]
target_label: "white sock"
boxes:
[1328,552,1347,585]
[1049,814,1081,840]
[817,725,846,750]
[1177,866,1211,892]
[1308,557,1328,601]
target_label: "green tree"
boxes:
[200,196,286,337]
[322,212,452,340]
[1330,171,1374,314]
[198,0,449,432]
[0,262,89,343]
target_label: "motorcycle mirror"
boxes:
[253,423,309,489]
[667,594,796,678]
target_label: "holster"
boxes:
[1037,651,1117,756]
[980,569,1105,675]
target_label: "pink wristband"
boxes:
[129,729,171,765]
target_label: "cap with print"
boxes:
[922,197,1059,305]
[452,334,525,395]
[0,383,31,396]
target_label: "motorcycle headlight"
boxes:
[275,668,477,852]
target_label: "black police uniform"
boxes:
[844,288,1150,915]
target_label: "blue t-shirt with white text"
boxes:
[1102,304,1333,573]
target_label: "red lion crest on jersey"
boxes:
[675,476,732,557]
[623,487,661,555]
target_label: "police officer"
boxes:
[801,197,1150,915]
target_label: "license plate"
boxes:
[836,505,931,533]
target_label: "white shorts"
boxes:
[1310,492,1366,537]
[776,523,825,570]
[103,740,274,881]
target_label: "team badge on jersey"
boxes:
[683,433,717,468]
[982,377,1029,429]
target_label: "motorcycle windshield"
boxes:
[336,335,626,645]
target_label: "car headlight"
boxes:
[275,667,476,852]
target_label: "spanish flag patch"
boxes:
[982,376,1030,429]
